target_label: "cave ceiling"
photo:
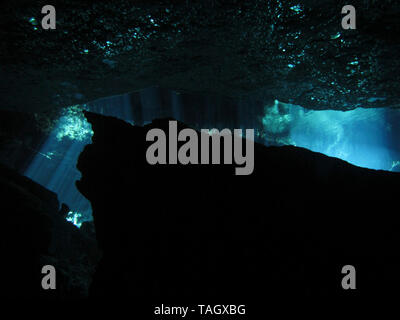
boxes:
[1,0,400,118]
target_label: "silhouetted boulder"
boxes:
[59,203,70,219]
[76,112,400,306]
[0,163,101,299]
[80,221,96,238]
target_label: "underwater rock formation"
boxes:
[0,163,101,299]
[1,0,400,121]
[77,112,400,304]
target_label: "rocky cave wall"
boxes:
[1,0,400,124]
[0,162,101,299]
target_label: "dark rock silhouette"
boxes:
[58,203,70,219]
[76,112,400,304]
[0,163,101,299]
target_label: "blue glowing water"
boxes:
[262,99,400,171]
[24,109,93,225]
[288,105,400,171]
